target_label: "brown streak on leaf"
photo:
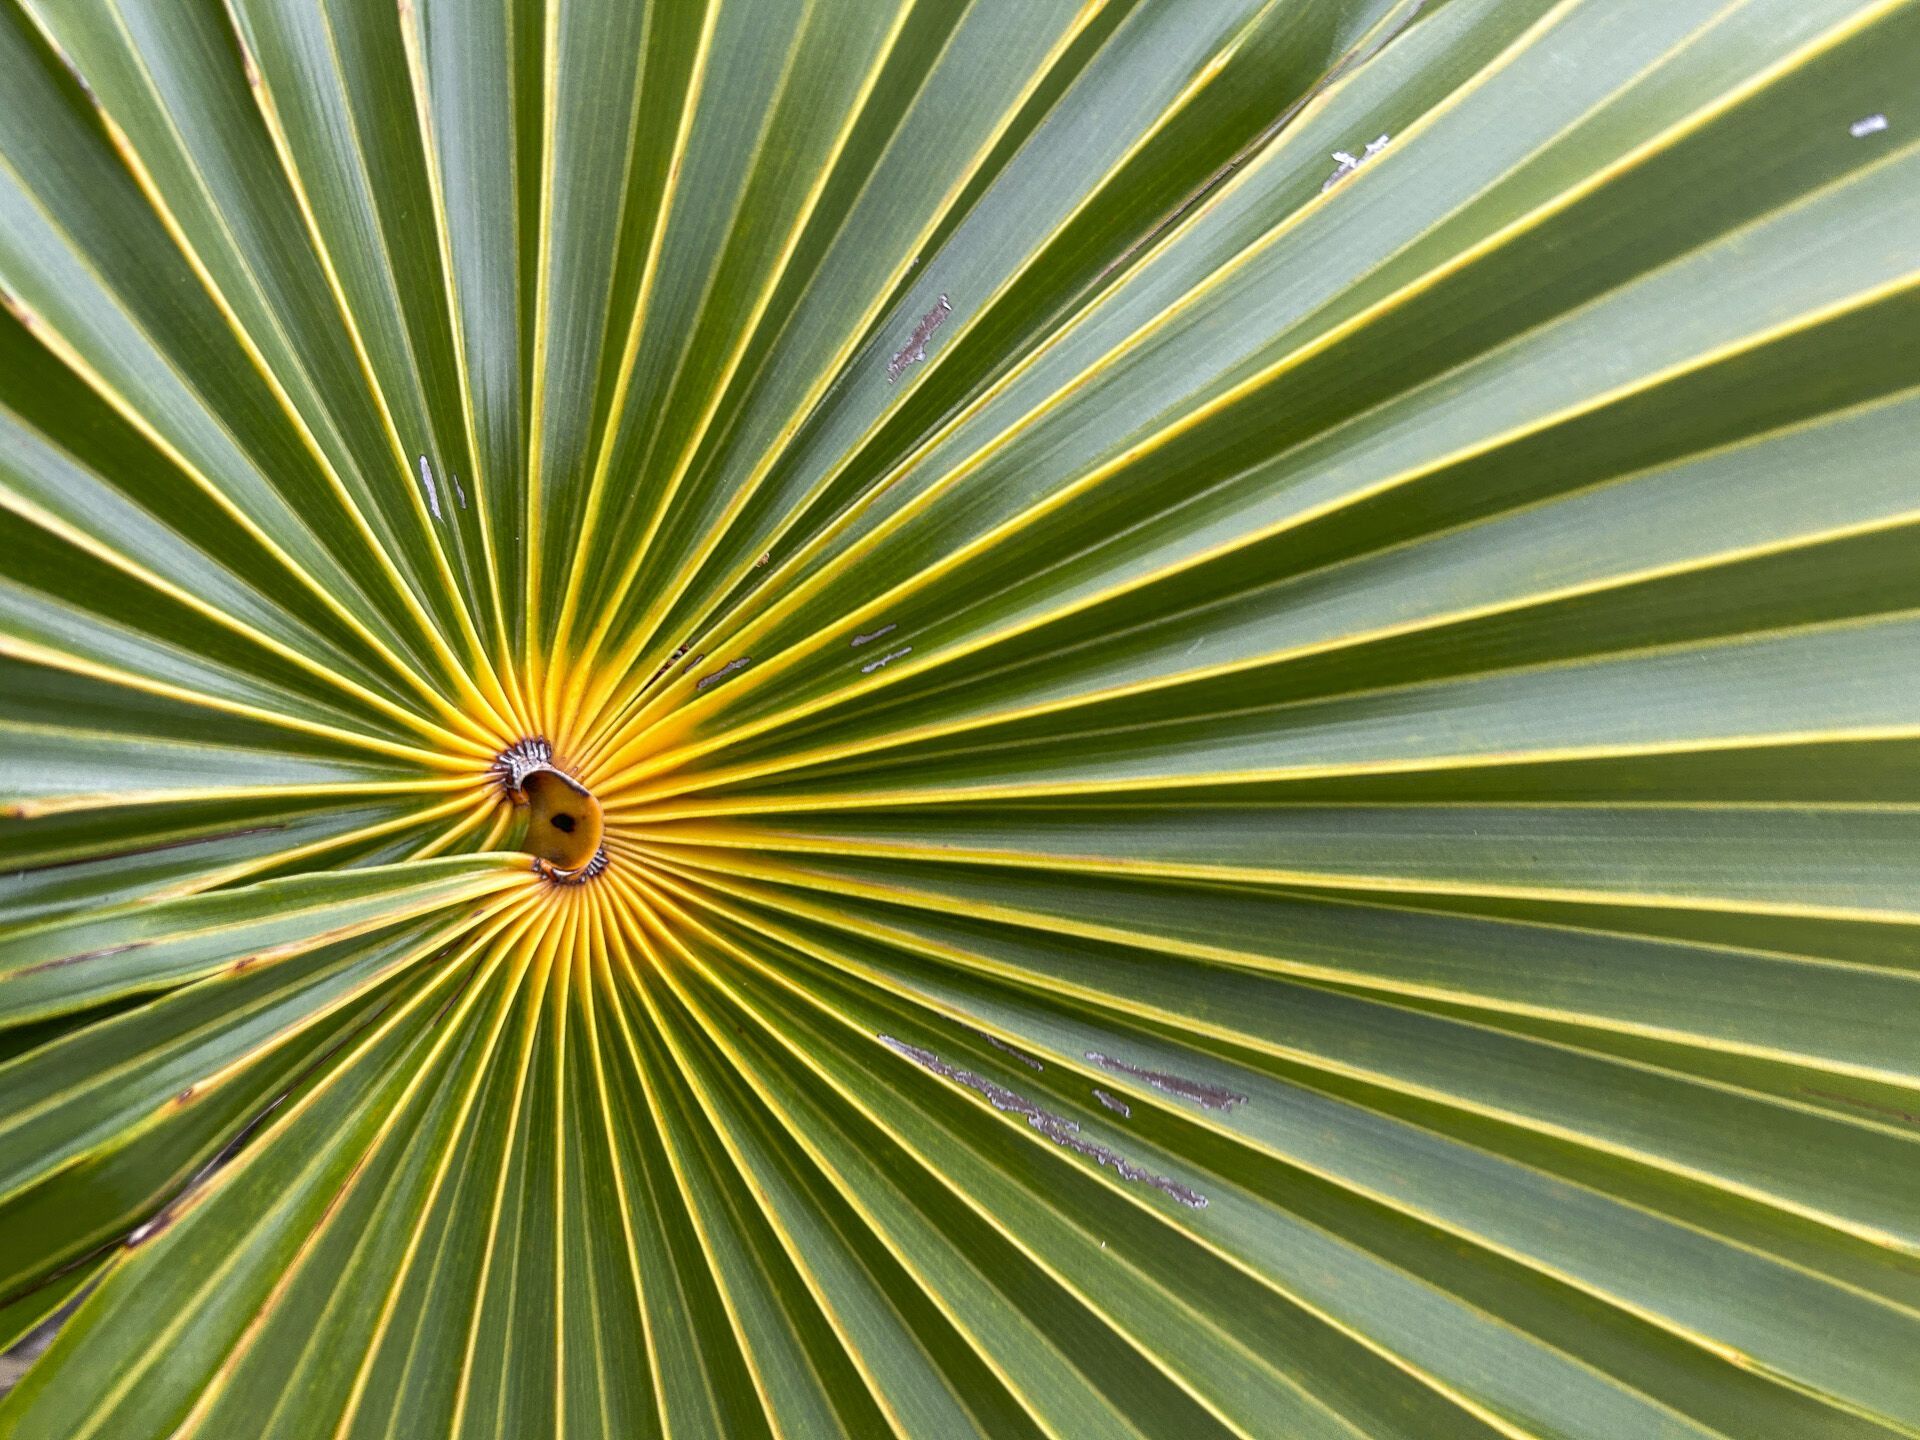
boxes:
[425,953,482,1029]
[15,942,145,977]
[132,994,398,1246]
[1800,1087,1920,1127]
[0,825,288,879]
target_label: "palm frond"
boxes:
[3,0,1918,1435]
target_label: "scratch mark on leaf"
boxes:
[127,1214,170,1247]
[417,456,441,520]
[887,294,950,383]
[1850,113,1889,138]
[1322,134,1390,192]
[860,646,911,675]
[1087,1051,1246,1111]
[970,1027,1042,1071]
[696,657,752,692]
[850,623,896,648]
[46,38,97,106]
[881,1035,1206,1207]
[1093,1088,1131,1118]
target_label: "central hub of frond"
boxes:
[494,738,607,883]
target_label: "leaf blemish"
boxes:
[860,646,911,675]
[881,1035,1206,1208]
[0,285,38,333]
[696,657,752,692]
[126,1213,172,1248]
[7,825,286,876]
[17,941,145,977]
[1800,1086,1920,1126]
[1322,133,1390,192]
[644,641,696,691]
[972,1027,1043,1071]
[1087,1051,1247,1111]
[53,47,97,105]
[1093,1088,1130,1118]
[1850,113,1889,138]
[417,456,441,520]
[850,623,896,648]
[887,294,951,383]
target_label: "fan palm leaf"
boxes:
[2,0,1918,1435]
